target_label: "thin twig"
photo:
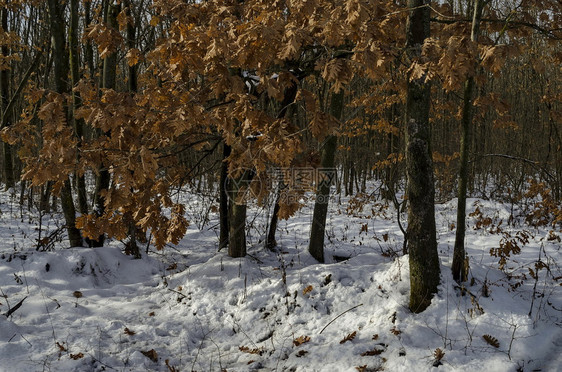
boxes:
[474,153,555,181]
[167,288,187,300]
[3,296,27,318]
[528,243,543,318]
[319,303,363,334]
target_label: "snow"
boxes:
[0,188,561,371]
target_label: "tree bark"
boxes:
[452,0,484,283]
[123,0,141,258]
[219,143,231,250]
[47,0,83,247]
[228,169,251,258]
[265,79,298,249]
[1,7,14,190]
[265,183,283,250]
[69,0,89,216]
[84,0,94,78]
[92,3,119,247]
[61,180,83,246]
[405,0,440,313]
[124,0,138,93]
[308,90,344,263]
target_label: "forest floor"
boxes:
[0,186,561,372]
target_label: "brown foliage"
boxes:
[3,0,561,252]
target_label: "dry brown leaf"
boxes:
[482,334,500,348]
[361,348,384,356]
[434,348,445,361]
[293,335,311,347]
[340,331,357,344]
[239,346,264,355]
[124,327,136,336]
[126,48,142,66]
[141,349,158,362]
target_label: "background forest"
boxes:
[0,0,561,371]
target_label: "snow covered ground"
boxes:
[0,187,560,371]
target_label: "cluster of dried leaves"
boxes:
[1,0,561,249]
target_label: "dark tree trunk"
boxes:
[228,201,247,258]
[228,170,251,258]
[308,90,344,263]
[1,7,14,190]
[124,0,138,93]
[219,143,231,250]
[123,0,141,258]
[348,160,355,196]
[84,0,94,78]
[405,0,440,313]
[383,100,399,201]
[92,3,119,247]
[40,182,53,213]
[265,181,283,250]
[452,0,484,283]
[69,0,89,216]
[265,79,298,249]
[47,0,83,247]
[61,180,83,247]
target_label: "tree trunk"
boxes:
[265,180,283,250]
[265,79,298,249]
[69,0,89,216]
[61,180,83,246]
[347,160,354,196]
[308,90,344,263]
[84,0,94,78]
[92,2,119,247]
[219,143,231,250]
[228,170,251,258]
[1,7,14,190]
[124,0,138,93]
[47,0,83,247]
[40,182,53,213]
[383,100,399,201]
[228,201,247,258]
[405,0,440,313]
[123,0,141,258]
[452,0,484,283]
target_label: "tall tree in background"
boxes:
[0,5,14,190]
[92,2,119,247]
[308,90,343,263]
[69,0,89,216]
[452,0,485,283]
[46,0,83,247]
[404,0,440,313]
[219,143,230,250]
[265,75,299,250]
[228,167,249,258]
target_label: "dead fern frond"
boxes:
[293,335,311,347]
[434,348,445,360]
[340,331,357,344]
[239,346,264,355]
[482,334,500,348]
